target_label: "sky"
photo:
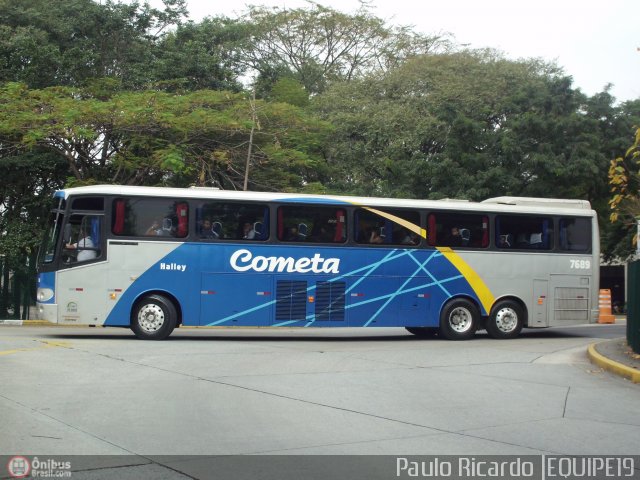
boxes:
[158,0,639,102]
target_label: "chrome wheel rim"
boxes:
[448,306,473,333]
[137,304,165,333]
[495,307,518,333]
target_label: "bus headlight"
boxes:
[37,288,54,302]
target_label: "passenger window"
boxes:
[112,198,188,238]
[495,216,552,250]
[196,202,269,241]
[559,217,591,252]
[427,213,489,248]
[278,206,346,243]
[354,208,421,246]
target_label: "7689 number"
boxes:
[570,259,591,269]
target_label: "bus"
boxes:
[35,185,600,340]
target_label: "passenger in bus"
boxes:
[446,226,462,246]
[401,229,419,245]
[498,234,513,248]
[242,222,257,240]
[311,225,333,243]
[146,218,172,236]
[199,218,219,239]
[285,225,304,241]
[368,228,384,244]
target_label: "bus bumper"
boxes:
[36,303,58,324]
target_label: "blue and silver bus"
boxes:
[36,185,599,340]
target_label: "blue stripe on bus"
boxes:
[104,243,481,328]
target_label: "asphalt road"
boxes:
[0,322,637,478]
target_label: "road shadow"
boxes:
[35,325,619,342]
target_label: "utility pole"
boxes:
[243,88,257,191]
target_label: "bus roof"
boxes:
[56,185,596,216]
[482,196,592,209]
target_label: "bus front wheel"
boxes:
[486,300,524,339]
[131,294,177,340]
[439,298,479,340]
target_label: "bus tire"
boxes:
[405,327,438,338]
[439,298,479,340]
[486,300,524,339]
[131,294,177,340]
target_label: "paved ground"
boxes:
[0,322,637,478]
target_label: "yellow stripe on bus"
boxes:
[437,247,495,313]
[359,206,427,238]
[352,202,494,313]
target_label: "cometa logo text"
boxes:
[230,249,340,274]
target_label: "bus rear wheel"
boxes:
[405,327,439,338]
[486,300,524,339]
[439,298,479,340]
[131,294,177,340]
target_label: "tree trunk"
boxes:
[11,268,22,320]
[0,259,7,317]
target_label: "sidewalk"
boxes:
[588,337,640,383]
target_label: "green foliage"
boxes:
[313,52,619,202]
[0,149,68,315]
[269,78,309,108]
[0,82,331,190]
[609,124,640,255]
[153,17,246,92]
[0,0,188,88]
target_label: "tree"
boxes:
[313,51,615,204]
[0,82,331,191]
[0,0,188,89]
[0,149,67,317]
[609,125,640,256]
[153,16,246,92]
[237,4,450,96]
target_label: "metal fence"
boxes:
[628,260,640,353]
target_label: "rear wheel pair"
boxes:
[406,298,524,340]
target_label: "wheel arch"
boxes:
[131,290,183,327]
[439,294,483,318]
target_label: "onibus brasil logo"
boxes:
[7,456,30,478]
[7,456,72,478]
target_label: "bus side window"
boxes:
[278,206,346,244]
[559,217,591,252]
[112,198,188,239]
[496,215,552,250]
[355,208,420,246]
[428,213,488,248]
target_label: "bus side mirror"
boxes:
[63,223,72,244]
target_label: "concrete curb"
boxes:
[0,320,52,326]
[587,343,640,384]
[0,319,23,326]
